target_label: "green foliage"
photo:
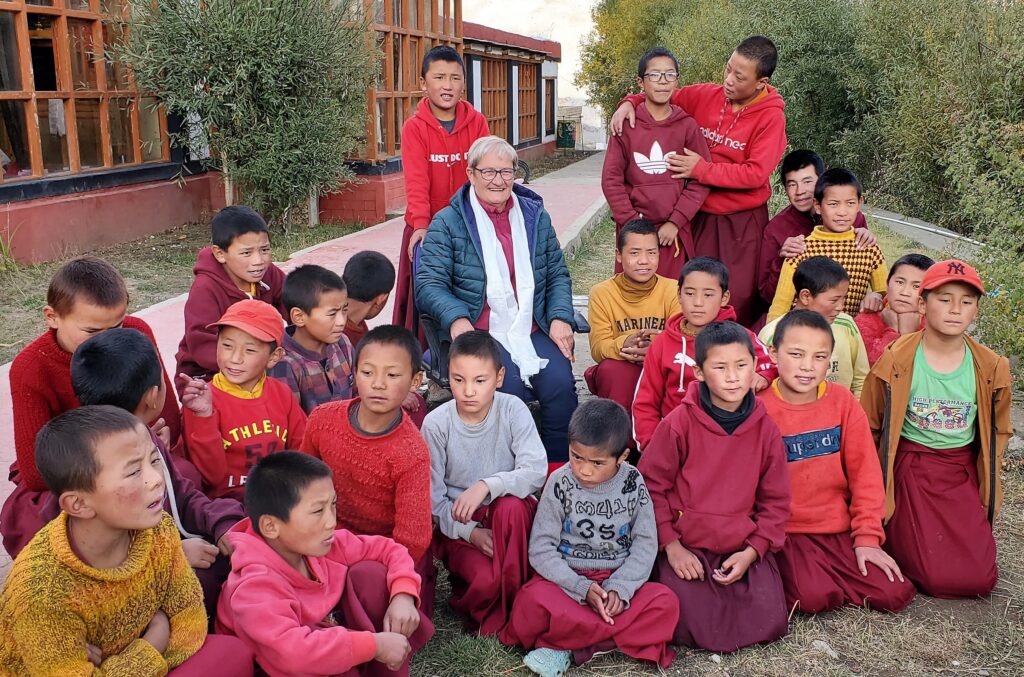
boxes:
[120,0,376,225]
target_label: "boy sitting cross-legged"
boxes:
[424,331,547,635]
[759,256,869,397]
[179,299,307,501]
[217,452,434,677]
[639,321,792,653]
[759,310,916,614]
[269,264,355,415]
[632,256,775,450]
[0,406,253,676]
[500,399,679,676]
[72,328,246,620]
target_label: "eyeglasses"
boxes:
[473,167,516,181]
[643,71,679,83]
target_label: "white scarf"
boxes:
[469,188,548,384]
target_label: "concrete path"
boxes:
[0,152,610,566]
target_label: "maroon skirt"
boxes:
[777,531,916,614]
[884,439,998,598]
[652,546,787,653]
[691,206,769,328]
[499,573,678,668]
[392,225,417,330]
[436,495,537,636]
[583,360,644,417]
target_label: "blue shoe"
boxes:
[523,648,572,677]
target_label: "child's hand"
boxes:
[150,418,171,448]
[402,390,421,412]
[657,222,679,247]
[853,227,878,249]
[855,546,905,583]
[383,593,421,638]
[896,311,922,334]
[407,228,427,261]
[712,546,758,586]
[604,590,625,618]
[85,642,102,667]
[665,540,704,581]
[585,582,614,625]
[182,538,219,569]
[752,374,770,392]
[469,527,494,557]
[860,292,885,313]
[779,235,806,259]
[452,481,490,524]
[217,533,235,557]
[177,374,213,417]
[609,101,636,135]
[142,610,170,654]
[373,632,411,671]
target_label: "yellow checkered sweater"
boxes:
[0,513,206,676]
[768,227,888,322]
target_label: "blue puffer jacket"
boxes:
[415,182,575,335]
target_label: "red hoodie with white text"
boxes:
[632,306,776,449]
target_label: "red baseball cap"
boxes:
[921,259,985,295]
[208,299,284,344]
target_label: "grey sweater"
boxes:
[424,392,547,541]
[529,462,658,605]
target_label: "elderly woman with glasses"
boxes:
[416,135,578,469]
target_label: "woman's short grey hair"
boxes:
[467,135,518,170]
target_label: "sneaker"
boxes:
[523,648,571,677]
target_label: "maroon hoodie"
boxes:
[639,381,791,557]
[602,102,711,255]
[174,246,286,385]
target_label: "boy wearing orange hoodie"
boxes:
[602,47,711,280]
[612,36,787,327]
[393,46,490,333]
[632,257,775,450]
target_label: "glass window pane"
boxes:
[69,1,93,10]
[37,99,70,174]
[102,0,128,15]
[28,15,58,91]
[392,35,402,90]
[391,0,402,26]
[373,0,384,24]
[108,96,133,165]
[138,96,163,162]
[408,0,417,29]
[375,98,385,155]
[0,12,22,91]
[75,98,103,168]
[26,1,56,6]
[68,19,98,90]
[394,98,403,151]
[0,101,31,179]
[103,22,130,89]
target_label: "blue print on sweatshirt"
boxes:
[782,426,841,463]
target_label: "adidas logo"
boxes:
[633,141,676,175]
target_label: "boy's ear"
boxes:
[693,364,706,383]
[615,248,623,266]
[136,384,162,418]
[266,346,285,371]
[812,201,822,216]
[42,305,60,330]
[258,514,281,540]
[419,75,427,91]
[720,290,731,307]
[495,366,506,389]
[797,289,814,308]
[370,293,390,315]
[59,491,96,520]
[289,307,308,327]
[768,345,779,364]
[211,245,229,264]
[410,370,424,392]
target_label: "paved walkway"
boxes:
[0,152,610,565]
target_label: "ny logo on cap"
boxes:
[947,262,966,275]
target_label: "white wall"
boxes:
[472,59,483,113]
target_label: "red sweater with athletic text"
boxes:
[9,319,181,492]
[183,375,307,500]
[759,382,886,548]
[625,83,787,214]
[300,399,432,562]
[639,383,791,557]
[401,98,490,230]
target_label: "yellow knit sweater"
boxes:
[588,273,681,362]
[0,513,206,676]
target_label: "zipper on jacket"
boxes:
[988,389,998,523]
[880,382,892,488]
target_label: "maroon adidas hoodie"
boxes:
[639,381,791,557]
[174,246,286,385]
[602,102,711,249]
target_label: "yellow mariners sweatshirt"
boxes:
[768,227,888,322]
[759,312,870,397]
[0,513,207,676]
[588,273,681,362]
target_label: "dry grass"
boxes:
[567,215,617,296]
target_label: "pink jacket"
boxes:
[216,519,421,677]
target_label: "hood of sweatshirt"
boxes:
[678,378,768,438]
[662,305,739,393]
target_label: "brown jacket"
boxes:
[860,331,1013,523]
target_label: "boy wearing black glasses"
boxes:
[601,47,710,280]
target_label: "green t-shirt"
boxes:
[901,342,977,448]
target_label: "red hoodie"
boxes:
[632,307,776,449]
[216,519,422,677]
[174,246,287,384]
[638,382,791,557]
[401,98,490,230]
[625,83,787,214]
[602,102,711,252]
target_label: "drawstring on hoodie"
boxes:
[160,456,201,540]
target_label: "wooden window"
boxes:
[0,1,169,183]
[517,63,538,143]
[544,78,555,136]
[365,0,460,160]
[480,58,507,141]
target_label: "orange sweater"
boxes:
[300,399,432,561]
[759,382,886,548]
[588,273,680,362]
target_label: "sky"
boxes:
[462,0,597,99]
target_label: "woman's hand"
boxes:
[450,318,475,340]
[548,319,575,360]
